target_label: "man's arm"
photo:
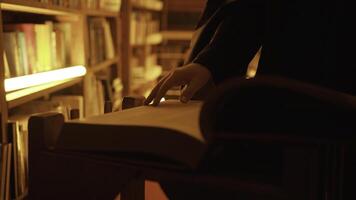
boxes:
[144,0,265,106]
[193,0,265,84]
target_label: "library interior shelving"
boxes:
[0,0,141,199]
[121,0,164,96]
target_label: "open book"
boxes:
[56,100,207,169]
[55,76,356,170]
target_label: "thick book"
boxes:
[55,76,356,170]
[56,100,206,169]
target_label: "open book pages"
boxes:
[56,100,206,169]
[77,100,204,142]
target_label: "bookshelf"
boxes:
[121,0,164,96]
[0,0,122,199]
[157,0,203,87]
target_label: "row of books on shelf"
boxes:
[130,12,160,45]
[32,0,121,11]
[2,22,73,78]
[85,72,123,116]
[0,94,85,200]
[89,18,116,65]
[0,122,28,200]
[1,142,14,200]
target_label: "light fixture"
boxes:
[5,65,87,92]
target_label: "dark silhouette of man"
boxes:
[145,0,355,106]
[144,0,355,199]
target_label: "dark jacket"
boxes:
[191,0,356,94]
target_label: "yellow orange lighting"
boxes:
[5,65,87,92]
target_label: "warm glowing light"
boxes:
[5,66,87,92]
[246,68,257,78]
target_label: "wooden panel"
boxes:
[115,14,122,79]
[121,0,132,95]
[0,9,8,143]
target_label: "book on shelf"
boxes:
[3,24,37,76]
[3,22,73,77]
[7,123,19,199]
[89,18,115,65]
[35,22,54,72]
[84,72,107,117]
[2,32,22,77]
[5,143,12,200]
[54,22,72,66]
[102,19,115,60]
[130,12,160,45]
[97,76,113,103]
[51,95,85,120]
[0,143,7,200]
[3,51,11,79]
[56,100,206,169]
[7,122,28,199]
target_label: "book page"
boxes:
[72,100,204,142]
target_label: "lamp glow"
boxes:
[5,65,87,92]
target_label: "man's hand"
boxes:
[144,63,212,106]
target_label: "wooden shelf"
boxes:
[6,78,82,109]
[0,0,80,16]
[161,31,193,41]
[147,33,163,45]
[132,33,163,46]
[132,1,163,12]
[158,53,185,60]
[89,57,119,73]
[84,9,119,17]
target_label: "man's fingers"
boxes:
[144,84,160,105]
[144,73,171,105]
[152,76,175,106]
